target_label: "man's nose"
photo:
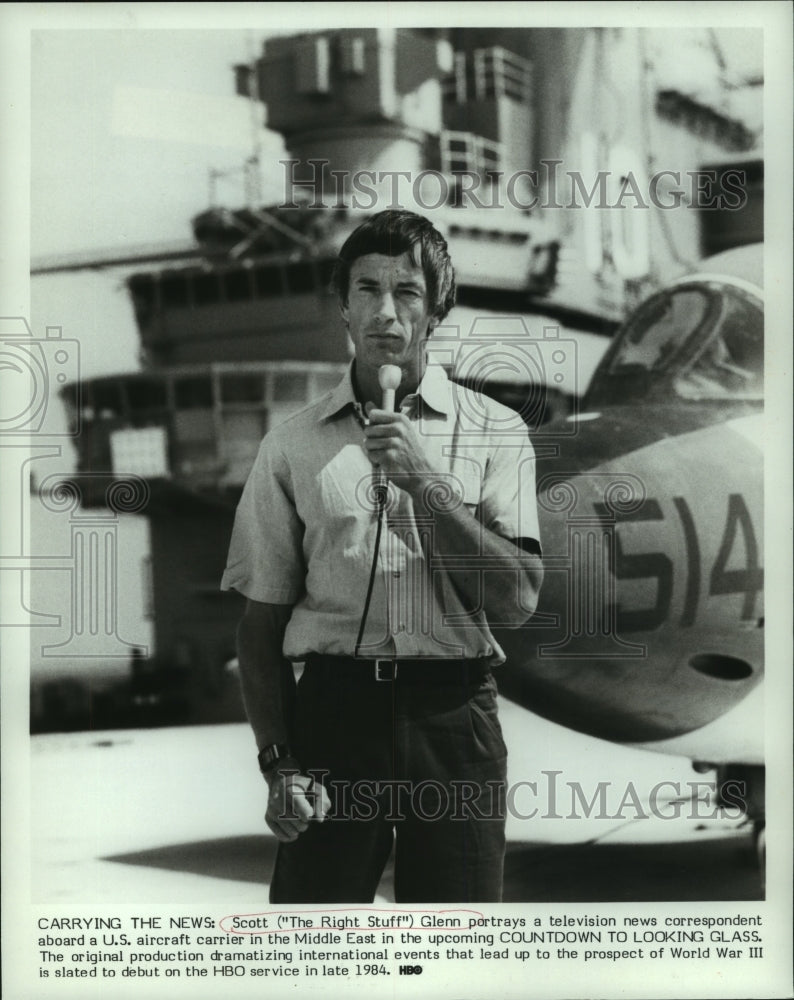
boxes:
[375,291,397,321]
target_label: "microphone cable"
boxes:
[354,471,386,658]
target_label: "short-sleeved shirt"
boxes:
[221,363,540,666]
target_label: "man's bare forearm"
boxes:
[408,486,543,627]
[363,409,542,626]
[236,600,295,750]
[236,599,330,840]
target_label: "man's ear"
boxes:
[339,300,349,327]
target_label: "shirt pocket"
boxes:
[318,444,374,526]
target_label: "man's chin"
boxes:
[364,343,405,365]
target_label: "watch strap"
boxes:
[257,743,295,775]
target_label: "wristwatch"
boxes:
[257,743,297,776]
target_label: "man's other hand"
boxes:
[265,769,331,842]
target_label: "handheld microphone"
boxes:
[378,364,401,412]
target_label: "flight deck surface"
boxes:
[31,703,761,904]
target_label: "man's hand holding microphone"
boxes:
[364,364,433,482]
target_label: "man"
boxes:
[221,210,543,903]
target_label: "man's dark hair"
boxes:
[333,210,456,323]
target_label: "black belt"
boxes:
[303,653,491,685]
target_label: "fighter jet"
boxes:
[492,244,765,840]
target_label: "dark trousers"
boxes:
[269,656,508,904]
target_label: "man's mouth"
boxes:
[368,332,401,343]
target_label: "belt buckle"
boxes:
[374,659,397,681]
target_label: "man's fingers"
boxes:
[266,815,307,842]
[365,437,395,452]
[367,409,408,428]
[266,804,311,841]
[311,781,332,821]
[268,795,312,826]
[364,427,403,450]
[366,417,409,440]
[285,784,316,823]
[366,407,400,420]
[266,776,326,840]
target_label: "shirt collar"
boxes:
[406,362,452,417]
[319,362,452,422]
[318,363,359,421]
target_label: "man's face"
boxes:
[341,251,436,388]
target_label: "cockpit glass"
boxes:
[608,289,711,373]
[606,283,763,400]
[674,290,763,399]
